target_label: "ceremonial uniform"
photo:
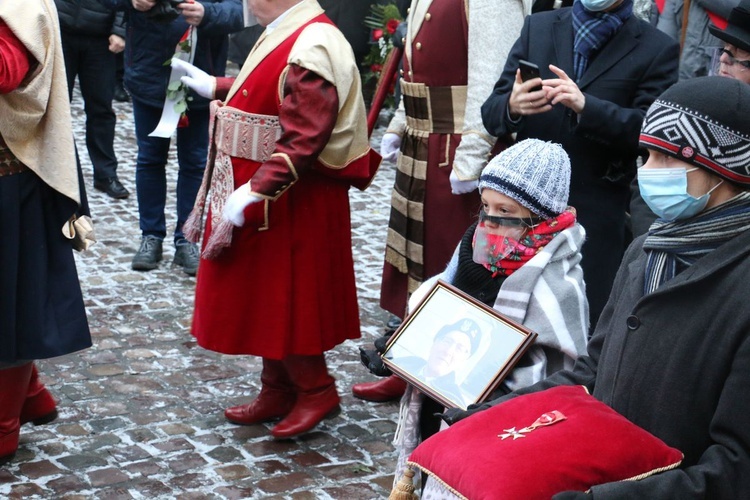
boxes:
[187,0,379,438]
[380,0,528,317]
[0,0,90,462]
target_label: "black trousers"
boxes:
[61,31,118,181]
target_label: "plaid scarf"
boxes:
[643,192,750,294]
[572,0,633,81]
[475,207,577,277]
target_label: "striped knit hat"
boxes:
[479,139,570,219]
[639,76,750,186]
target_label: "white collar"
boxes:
[266,1,304,34]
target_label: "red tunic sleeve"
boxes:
[0,20,31,94]
[249,64,339,198]
[214,76,235,101]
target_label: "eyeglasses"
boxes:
[720,48,750,71]
[479,210,543,229]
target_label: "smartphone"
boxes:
[518,60,542,91]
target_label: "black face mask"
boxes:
[145,0,183,24]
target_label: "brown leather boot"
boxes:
[224,359,295,425]
[271,355,340,439]
[352,375,407,402]
[20,363,58,426]
[0,363,33,464]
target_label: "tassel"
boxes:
[201,218,234,259]
[182,207,204,243]
[389,467,419,500]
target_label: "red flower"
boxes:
[178,113,190,128]
[386,19,399,35]
[372,29,383,41]
[370,64,383,74]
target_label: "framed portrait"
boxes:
[381,280,538,410]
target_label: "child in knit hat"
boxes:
[389,138,590,491]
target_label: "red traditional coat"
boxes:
[380,0,481,318]
[191,9,375,359]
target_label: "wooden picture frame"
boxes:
[381,280,538,410]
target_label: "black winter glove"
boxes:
[438,402,491,425]
[145,0,182,24]
[358,347,393,377]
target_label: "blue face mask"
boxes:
[638,167,722,221]
[579,0,620,12]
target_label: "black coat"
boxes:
[56,0,125,38]
[98,0,243,109]
[486,228,750,498]
[481,8,679,328]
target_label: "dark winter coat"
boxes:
[481,7,679,329]
[479,228,750,498]
[56,0,125,38]
[97,0,243,109]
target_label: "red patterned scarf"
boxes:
[474,208,577,277]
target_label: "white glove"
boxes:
[222,184,263,227]
[380,133,401,162]
[171,58,215,99]
[449,170,479,195]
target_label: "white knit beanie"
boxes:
[478,139,570,218]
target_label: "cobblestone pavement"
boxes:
[0,85,402,498]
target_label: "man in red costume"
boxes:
[353,0,530,403]
[175,0,379,439]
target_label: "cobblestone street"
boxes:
[0,84,402,499]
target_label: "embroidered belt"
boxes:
[183,102,282,259]
[401,81,467,134]
[0,138,28,177]
[214,106,281,163]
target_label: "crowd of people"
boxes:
[2,0,750,497]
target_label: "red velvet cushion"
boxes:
[408,385,683,499]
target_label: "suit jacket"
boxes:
[481,8,678,327]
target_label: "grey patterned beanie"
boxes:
[639,76,750,186]
[479,139,570,219]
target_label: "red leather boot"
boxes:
[224,359,296,425]
[20,363,58,426]
[271,354,340,439]
[352,375,407,402]
[0,363,33,464]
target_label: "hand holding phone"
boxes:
[518,60,542,91]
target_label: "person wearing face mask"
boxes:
[710,0,750,85]
[391,138,589,493]
[441,76,750,498]
[481,0,679,333]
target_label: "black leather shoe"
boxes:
[113,83,130,103]
[132,236,163,271]
[94,177,130,199]
[173,240,199,276]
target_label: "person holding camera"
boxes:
[98,0,243,276]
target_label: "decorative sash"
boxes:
[384,80,468,292]
[401,81,467,134]
[183,100,281,258]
